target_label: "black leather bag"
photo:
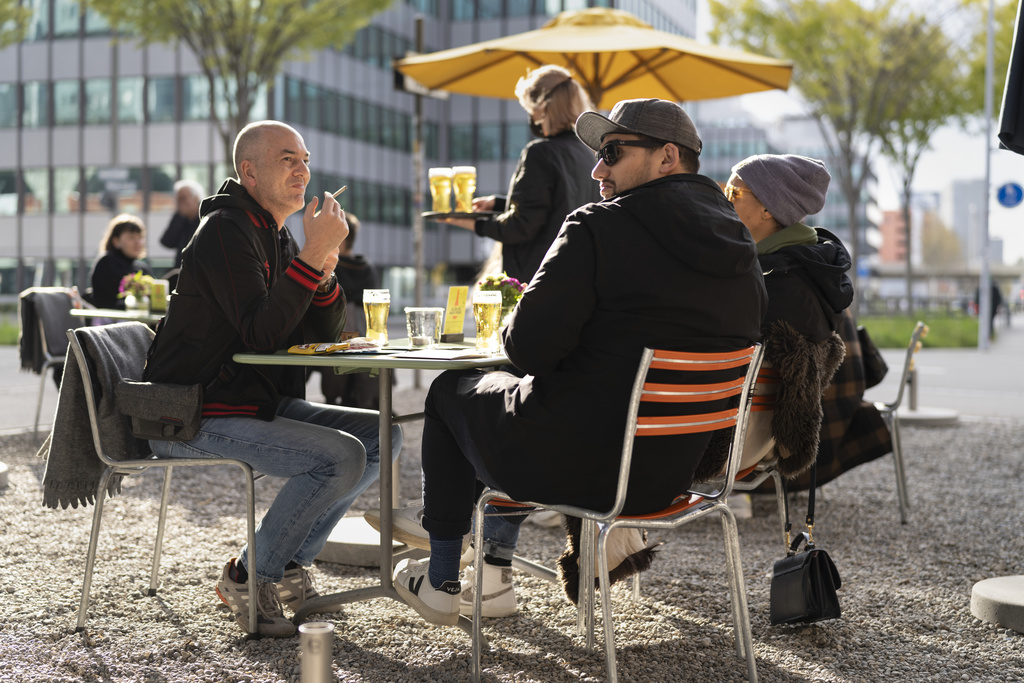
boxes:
[769,464,842,625]
[770,531,842,624]
[857,325,888,389]
[115,378,202,441]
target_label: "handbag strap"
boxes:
[782,462,818,550]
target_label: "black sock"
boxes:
[285,560,301,571]
[229,559,248,584]
[484,554,512,568]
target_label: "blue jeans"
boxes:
[150,397,402,583]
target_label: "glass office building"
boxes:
[0,0,696,303]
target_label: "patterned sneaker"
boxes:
[277,565,319,611]
[393,558,461,626]
[460,563,518,617]
[215,560,297,637]
[364,501,470,553]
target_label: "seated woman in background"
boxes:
[87,214,152,309]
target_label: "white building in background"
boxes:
[0,0,696,301]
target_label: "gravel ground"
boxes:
[2,388,1023,682]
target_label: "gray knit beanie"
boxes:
[732,154,830,227]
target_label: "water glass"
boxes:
[405,307,444,348]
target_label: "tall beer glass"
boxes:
[363,289,390,344]
[452,165,477,213]
[428,167,453,213]
[473,290,502,354]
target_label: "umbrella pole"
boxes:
[413,16,425,387]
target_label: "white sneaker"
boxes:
[728,493,753,520]
[460,563,517,617]
[363,501,470,553]
[393,558,461,626]
[527,509,563,528]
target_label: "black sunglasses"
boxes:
[595,139,667,166]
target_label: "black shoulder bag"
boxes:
[857,324,888,389]
[769,463,842,625]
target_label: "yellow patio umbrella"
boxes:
[393,8,793,108]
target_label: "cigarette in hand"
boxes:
[314,186,348,217]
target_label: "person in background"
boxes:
[87,214,153,309]
[697,154,859,494]
[320,212,380,409]
[444,65,600,284]
[143,121,402,637]
[390,99,766,627]
[160,179,204,268]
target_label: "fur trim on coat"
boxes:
[693,320,846,482]
[556,515,661,605]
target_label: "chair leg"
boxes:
[237,463,258,636]
[770,470,788,554]
[77,468,115,631]
[148,466,175,596]
[578,518,598,651]
[719,505,759,682]
[592,524,619,683]
[471,491,491,683]
[889,415,910,524]
[34,367,49,436]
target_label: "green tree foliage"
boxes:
[0,0,31,48]
[879,12,972,312]
[86,0,392,163]
[709,0,968,286]
[965,0,1017,117]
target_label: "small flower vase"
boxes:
[500,305,515,328]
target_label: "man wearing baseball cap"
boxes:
[391,99,767,629]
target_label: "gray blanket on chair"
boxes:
[38,322,155,509]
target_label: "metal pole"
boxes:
[412,16,425,389]
[979,0,995,351]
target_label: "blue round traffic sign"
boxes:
[997,182,1023,208]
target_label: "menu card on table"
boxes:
[440,286,468,343]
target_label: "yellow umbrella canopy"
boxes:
[394,8,793,108]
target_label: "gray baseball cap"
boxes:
[576,98,702,155]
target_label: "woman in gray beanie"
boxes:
[698,154,855,484]
[721,153,892,491]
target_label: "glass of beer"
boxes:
[363,289,390,344]
[428,167,453,213]
[452,165,477,213]
[473,290,502,354]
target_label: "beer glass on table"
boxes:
[428,167,453,213]
[452,166,477,213]
[473,290,502,354]
[363,289,390,344]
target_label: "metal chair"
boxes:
[872,320,928,524]
[17,287,75,435]
[66,323,259,633]
[471,345,764,683]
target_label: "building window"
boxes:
[118,77,144,124]
[449,124,474,160]
[54,79,80,126]
[544,0,561,16]
[23,168,49,214]
[477,123,501,161]
[53,166,81,214]
[0,84,16,128]
[183,75,210,121]
[0,170,17,216]
[147,76,177,123]
[180,163,211,195]
[424,122,439,160]
[452,0,474,20]
[23,82,49,128]
[84,6,109,35]
[478,0,501,19]
[505,123,530,160]
[84,78,111,125]
[508,0,534,16]
[53,0,80,38]
[28,0,49,41]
